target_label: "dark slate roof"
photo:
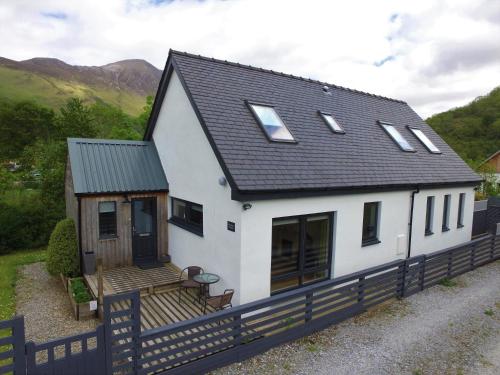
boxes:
[67,138,168,195]
[147,50,481,198]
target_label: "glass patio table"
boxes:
[193,273,220,300]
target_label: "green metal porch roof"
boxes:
[67,138,168,195]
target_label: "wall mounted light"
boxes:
[122,194,131,204]
[218,176,227,186]
[242,203,252,210]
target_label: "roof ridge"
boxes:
[67,137,150,146]
[169,49,406,104]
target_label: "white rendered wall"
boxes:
[410,187,474,256]
[152,71,243,304]
[239,186,475,304]
[239,191,413,304]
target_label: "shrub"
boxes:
[46,218,79,277]
[0,190,56,253]
[70,277,91,303]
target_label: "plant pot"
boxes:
[68,278,97,321]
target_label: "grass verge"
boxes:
[0,248,46,321]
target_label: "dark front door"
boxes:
[132,197,157,265]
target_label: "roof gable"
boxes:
[67,138,168,195]
[145,50,480,199]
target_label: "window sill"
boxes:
[99,235,118,241]
[457,224,464,229]
[169,218,203,237]
[362,239,381,247]
[425,230,434,236]
[442,227,450,232]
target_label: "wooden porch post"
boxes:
[97,258,104,305]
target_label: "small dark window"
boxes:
[170,197,203,236]
[362,202,380,246]
[99,201,117,239]
[457,193,465,228]
[425,196,434,236]
[442,194,451,232]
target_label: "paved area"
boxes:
[15,263,97,343]
[215,261,500,375]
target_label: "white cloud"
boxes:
[0,0,499,117]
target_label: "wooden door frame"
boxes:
[131,196,158,265]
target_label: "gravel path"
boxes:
[215,261,500,375]
[15,262,97,343]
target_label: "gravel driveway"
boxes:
[15,262,97,343]
[215,260,500,375]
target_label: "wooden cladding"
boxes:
[80,193,168,270]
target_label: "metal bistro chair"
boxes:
[203,289,234,314]
[178,266,204,304]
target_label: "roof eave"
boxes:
[231,180,482,202]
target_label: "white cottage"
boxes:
[67,50,481,305]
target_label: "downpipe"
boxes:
[407,187,420,259]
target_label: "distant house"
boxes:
[479,150,500,187]
[65,50,481,305]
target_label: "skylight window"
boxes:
[378,121,414,152]
[248,103,295,142]
[319,112,345,134]
[409,127,441,154]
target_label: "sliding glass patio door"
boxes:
[271,213,333,293]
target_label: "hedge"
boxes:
[46,218,79,277]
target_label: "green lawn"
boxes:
[0,248,46,321]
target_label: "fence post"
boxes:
[398,260,407,298]
[233,313,242,361]
[305,291,313,323]
[490,236,495,261]
[419,256,426,291]
[470,243,476,270]
[103,291,141,375]
[446,251,452,277]
[357,277,365,306]
[25,341,36,374]
[10,316,26,375]
[96,324,106,375]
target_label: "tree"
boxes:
[137,95,154,133]
[56,98,97,139]
[0,101,55,160]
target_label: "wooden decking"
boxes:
[84,263,182,298]
[111,289,216,331]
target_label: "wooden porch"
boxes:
[84,263,182,297]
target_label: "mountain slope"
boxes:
[427,87,500,164]
[0,57,162,115]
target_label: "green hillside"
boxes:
[427,87,500,165]
[0,65,146,115]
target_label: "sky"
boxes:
[1,0,500,118]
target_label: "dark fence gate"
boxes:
[1,234,499,375]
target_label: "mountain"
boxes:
[0,57,162,115]
[426,87,500,165]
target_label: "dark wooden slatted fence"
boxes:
[0,234,499,375]
[25,327,105,375]
[0,316,25,375]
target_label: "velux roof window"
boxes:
[378,121,414,152]
[319,112,345,134]
[248,103,295,142]
[409,127,441,154]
